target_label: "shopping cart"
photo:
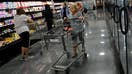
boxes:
[50,19,87,74]
[28,21,47,56]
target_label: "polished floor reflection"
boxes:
[0,10,120,74]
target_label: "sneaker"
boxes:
[24,58,28,61]
[20,57,25,61]
[72,54,78,58]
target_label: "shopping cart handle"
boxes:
[61,31,71,36]
[69,18,79,20]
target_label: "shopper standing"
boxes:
[43,4,54,32]
[61,2,70,26]
[69,4,85,58]
[14,9,33,61]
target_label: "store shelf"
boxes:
[32,16,43,20]
[0,5,44,11]
[0,8,16,11]
[0,24,14,29]
[0,39,21,51]
[55,7,62,10]
[0,39,22,67]
[25,10,43,14]
[55,5,62,7]
[29,5,44,8]
[0,39,20,50]
[0,30,15,37]
[0,16,14,21]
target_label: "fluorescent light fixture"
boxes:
[100,41,104,44]
[123,47,126,51]
[128,31,131,34]
[101,34,105,37]
[83,24,86,28]
[87,54,90,57]
[89,31,92,34]
[130,51,132,54]
[47,70,51,73]
[99,52,105,56]
[85,33,88,37]
[101,29,105,32]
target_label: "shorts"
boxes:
[71,31,84,46]
[19,31,29,48]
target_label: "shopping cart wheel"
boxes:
[40,51,43,56]
[54,70,58,74]
[65,69,70,74]
[64,51,70,59]
[67,53,70,59]
[81,53,88,63]
[84,53,87,58]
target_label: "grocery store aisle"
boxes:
[0,10,120,74]
[69,11,119,74]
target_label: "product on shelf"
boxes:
[4,19,14,25]
[0,33,20,47]
[0,22,4,27]
[5,37,14,43]
[24,6,43,12]
[29,30,36,34]
[0,2,6,9]
[32,12,42,18]
[0,37,19,47]
[6,2,17,9]
[11,33,20,40]
[0,41,5,47]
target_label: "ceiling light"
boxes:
[101,34,105,37]
[101,29,105,32]
[100,41,104,44]
[99,52,105,56]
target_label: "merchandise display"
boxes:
[0,1,66,67]
[0,1,87,67]
[0,1,64,48]
[0,1,46,48]
[0,33,20,47]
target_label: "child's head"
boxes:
[76,2,83,10]
[70,4,78,15]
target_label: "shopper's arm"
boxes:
[27,18,34,23]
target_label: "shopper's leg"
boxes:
[19,33,25,59]
[72,45,78,58]
[21,47,25,58]
[71,33,78,58]
[47,20,53,31]
[23,32,30,60]
[47,22,51,31]
[19,32,30,61]
[79,31,85,50]
[24,47,29,59]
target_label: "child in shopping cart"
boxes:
[67,4,85,58]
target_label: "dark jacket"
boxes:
[43,4,53,21]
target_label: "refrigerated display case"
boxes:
[106,0,132,74]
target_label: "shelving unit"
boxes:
[0,1,46,66]
[0,2,45,48]
[0,1,64,66]
[0,1,83,48]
